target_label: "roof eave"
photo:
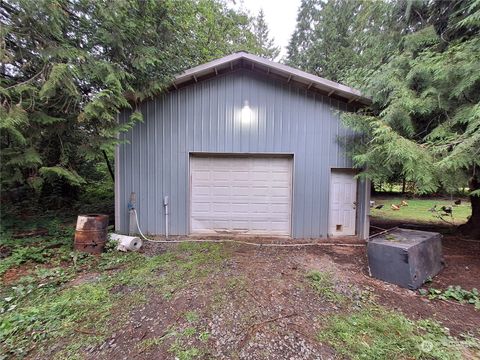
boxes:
[173,52,371,106]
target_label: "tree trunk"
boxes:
[459,175,480,239]
[402,177,406,194]
[102,150,115,182]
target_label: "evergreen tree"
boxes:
[286,0,320,68]
[0,0,262,203]
[343,0,480,237]
[253,9,280,60]
[287,0,405,83]
[286,0,480,235]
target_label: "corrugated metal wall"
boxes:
[116,70,368,238]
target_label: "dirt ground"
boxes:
[69,224,480,360]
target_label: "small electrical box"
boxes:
[367,228,443,290]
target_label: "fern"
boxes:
[6,148,42,167]
[39,167,86,187]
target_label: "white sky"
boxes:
[231,0,301,59]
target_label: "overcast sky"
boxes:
[231,0,301,59]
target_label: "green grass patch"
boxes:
[169,342,200,360]
[371,198,471,224]
[167,326,208,360]
[0,239,226,359]
[198,331,210,343]
[306,270,345,303]
[318,307,466,359]
[137,321,210,359]
[1,282,112,358]
[108,242,225,299]
[185,311,200,323]
[226,275,247,290]
[137,335,165,352]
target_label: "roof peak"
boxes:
[173,52,370,106]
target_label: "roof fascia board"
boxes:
[173,52,371,105]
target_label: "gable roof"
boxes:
[172,52,371,107]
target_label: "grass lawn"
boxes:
[371,197,471,225]
[1,212,479,359]
[0,235,227,359]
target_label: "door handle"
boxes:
[353,201,356,209]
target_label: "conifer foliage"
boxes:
[287,0,403,83]
[351,0,479,236]
[253,9,280,60]
[0,0,271,202]
[288,0,480,236]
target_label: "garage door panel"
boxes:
[191,202,210,211]
[270,188,289,197]
[270,204,290,213]
[227,187,251,197]
[269,196,290,203]
[251,173,271,181]
[231,203,252,212]
[251,187,270,196]
[268,221,290,232]
[230,220,249,228]
[211,203,232,213]
[248,203,269,212]
[192,196,211,204]
[192,172,211,179]
[192,186,211,195]
[206,187,226,196]
[212,174,231,181]
[230,170,250,179]
[190,156,292,235]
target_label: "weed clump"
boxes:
[419,286,480,310]
[306,270,345,303]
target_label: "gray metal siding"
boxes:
[356,178,371,240]
[116,70,368,238]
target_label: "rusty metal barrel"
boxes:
[74,214,109,254]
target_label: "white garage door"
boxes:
[190,156,292,235]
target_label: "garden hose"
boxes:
[132,209,365,248]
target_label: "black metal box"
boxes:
[367,228,443,289]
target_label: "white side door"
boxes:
[329,170,357,236]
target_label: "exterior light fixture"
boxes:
[241,100,252,124]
